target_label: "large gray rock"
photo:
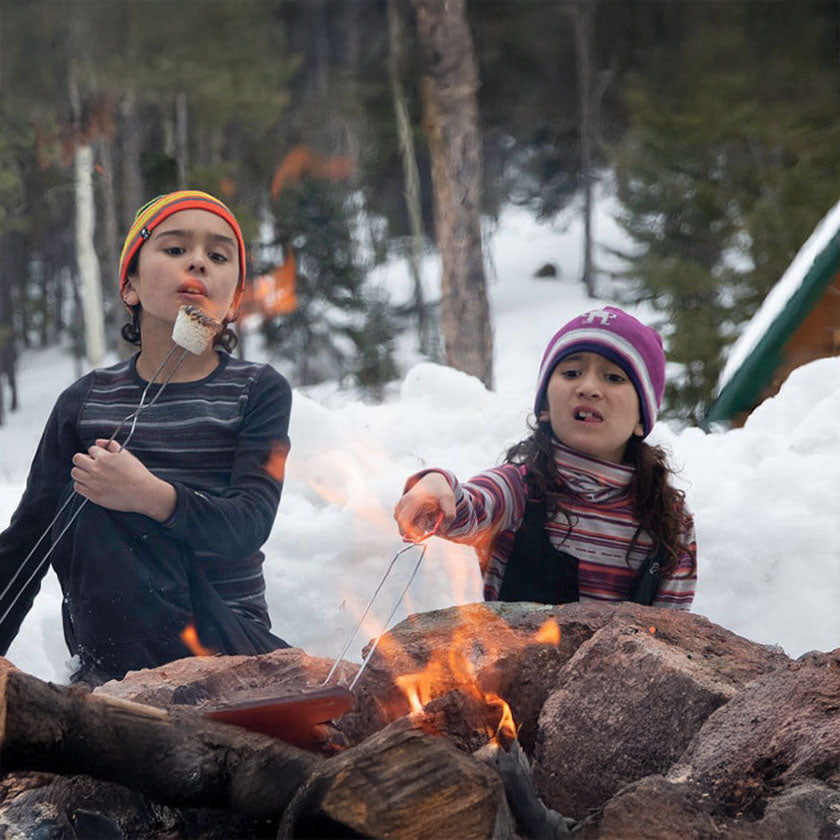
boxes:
[575,776,840,840]
[533,608,790,819]
[667,662,840,819]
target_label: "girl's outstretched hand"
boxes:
[71,439,177,522]
[394,472,456,542]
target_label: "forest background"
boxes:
[1,0,839,426]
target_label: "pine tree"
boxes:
[613,2,840,423]
[262,177,392,389]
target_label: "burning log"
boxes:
[278,718,515,840]
[0,661,318,819]
[474,739,576,839]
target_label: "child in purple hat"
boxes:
[394,307,696,608]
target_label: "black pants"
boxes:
[52,488,288,684]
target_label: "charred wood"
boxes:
[475,739,576,839]
[0,662,318,819]
[279,719,515,840]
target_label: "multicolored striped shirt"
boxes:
[415,441,696,609]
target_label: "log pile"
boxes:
[0,602,838,839]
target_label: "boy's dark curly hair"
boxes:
[504,419,694,575]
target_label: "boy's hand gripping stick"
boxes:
[0,307,221,637]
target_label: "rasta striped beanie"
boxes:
[119,190,247,309]
[534,306,666,438]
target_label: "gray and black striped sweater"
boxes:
[0,352,291,653]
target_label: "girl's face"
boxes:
[123,208,240,332]
[542,351,644,463]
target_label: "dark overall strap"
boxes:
[497,496,667,606]
[497,498,579,604]
[627,546,667,606]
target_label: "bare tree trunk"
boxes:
[388,0,431,356]
[97,137,120,334]
[175,91,188,188]
[119,91,144,229]
[413,0,493,388]
[567,0,599,298]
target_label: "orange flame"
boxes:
[243,255,298,318]
[270,144,354,199]
[265,440,290,481]
[487,692,517,746]
[180,623,215,657]
[534,617,561,646]
[385,612,562,748]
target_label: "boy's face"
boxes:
[123,209,240,329]
[541,351,644,463]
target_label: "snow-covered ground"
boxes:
[1,202,838,684]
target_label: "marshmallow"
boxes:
[171,305,222,355]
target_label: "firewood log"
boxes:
[0,661,318,819]
[278,718,516,840]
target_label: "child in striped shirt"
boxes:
[0,191,292,684]
[394,307,696,609]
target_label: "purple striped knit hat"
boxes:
[534,306,666,438]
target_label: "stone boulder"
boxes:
[532,607,790,819]
[668,661,840,818]
[575,775,840,840]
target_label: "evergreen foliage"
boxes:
[613,1,840,422]
[262,177,396,390]
[2,0,840,417]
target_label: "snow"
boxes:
[1,203,838,685]
[715,196,840,395]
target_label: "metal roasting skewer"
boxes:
[322,512,444,692]
[0,344,191,633]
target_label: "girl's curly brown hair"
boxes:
[504,419,694,575]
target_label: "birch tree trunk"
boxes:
[70,70,106,368]
[74,144,106,367]
[412,0,493,388]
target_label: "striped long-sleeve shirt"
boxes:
[412,441,696,609]
[0,352,291,652]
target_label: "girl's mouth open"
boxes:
[574,407,604,424]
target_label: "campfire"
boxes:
[0,604,574,839]
[1,600,830,839]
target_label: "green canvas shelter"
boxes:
[705,199,840,426]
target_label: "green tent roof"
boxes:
[705,204,840,424]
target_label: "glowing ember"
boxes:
[534,617,561,646]
[180,623,215,657]
[649,626,657,635]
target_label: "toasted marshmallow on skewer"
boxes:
[171,304,223,355]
